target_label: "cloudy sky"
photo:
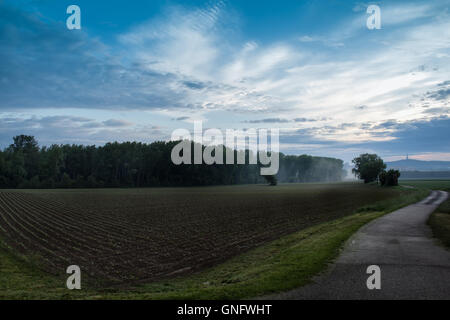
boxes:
[0,0,449,162]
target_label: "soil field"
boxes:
[0,183,413,286]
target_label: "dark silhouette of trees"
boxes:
[352,153,386,183]
[379,169,400,186]
[263,175,278,186]
[0,135,345,188]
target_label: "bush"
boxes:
[263,175,277,186]
[379,169,400,186]
[379,171,387,186]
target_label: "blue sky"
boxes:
[0,0,449,162]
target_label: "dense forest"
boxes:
[0,135,345,188]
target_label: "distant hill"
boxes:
[386,159,450,172]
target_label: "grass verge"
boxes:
[0,187,428,299]
[404,180,450,249]
[428,197,450,249]
[400,180,450,192]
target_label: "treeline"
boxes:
[277,154,345,183]
[0,135,345,188]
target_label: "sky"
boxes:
[0,0,449,163]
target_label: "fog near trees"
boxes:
[0,135,345,188]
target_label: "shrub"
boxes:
[379,169,400,186]
[263,175,278,186]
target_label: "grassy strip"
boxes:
[399,180,450,192]
[0,243,87,299]
[428,198,450,249]
[0,188,428,299]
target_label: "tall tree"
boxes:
[9,135,40,180]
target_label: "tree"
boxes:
[10,135,40,180]
[0,151,7,187]
[352,153,386,183]
[10,135,39,152]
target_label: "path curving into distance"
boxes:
[269,190,450,299]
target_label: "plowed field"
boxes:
[0,183,408,285]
